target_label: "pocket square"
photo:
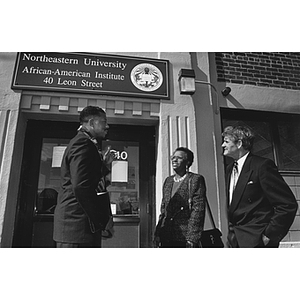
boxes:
[247,181,254,185]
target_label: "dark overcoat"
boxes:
[53,131,108,244]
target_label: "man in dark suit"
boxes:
[53,106,115,247]
[222,125,298,248]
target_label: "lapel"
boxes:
[164,173,191,207]
[164,177,174,207]
[228,154,253,215]
[225,165,232,209]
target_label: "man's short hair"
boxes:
[222,125,255,151]
[174,147,194,168]
[79,106,106,124]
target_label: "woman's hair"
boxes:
[222,125,255,151]
[174,147,194,168]
[79,106,106,124]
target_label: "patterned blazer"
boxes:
[156,172,206,244]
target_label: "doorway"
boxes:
[12,119,156,247]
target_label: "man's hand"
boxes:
[103,146,116,165]
[186,241,195,248]
[153,236,161,248]
[262,234,270,246]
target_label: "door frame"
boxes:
[13,119,156,247]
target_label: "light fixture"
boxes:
[221,86,231,97]
[178,69,196,95]
[178,68,220,114]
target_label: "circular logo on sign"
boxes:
[130,63,163,92]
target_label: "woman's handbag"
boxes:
[199,201,224,248]
[188,176,224,248]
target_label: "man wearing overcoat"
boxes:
[222,125,298,248]
[54,106,115,247]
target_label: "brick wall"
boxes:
[215,52,300,90]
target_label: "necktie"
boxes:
[229,161,239,203]
[232,161,239,190]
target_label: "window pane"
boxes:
[245,121,273,160]
[103,140,140,216]
[36,138,69,214]
[278,117,300,170]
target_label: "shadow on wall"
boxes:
[225,94,245,109]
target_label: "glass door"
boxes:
[101,124,156,248]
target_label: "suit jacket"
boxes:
[53,131,109,244]
[226,153,298,247]
[155,173,206,244]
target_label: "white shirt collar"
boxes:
[229,152,250,203]
[235,152,250,173]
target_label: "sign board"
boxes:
[111,161,128,182]
[11,52,170,99]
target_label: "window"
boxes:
[277,117,300,170]
[221,108,300,173]
[36,138,69,215]
[102,140,140,216]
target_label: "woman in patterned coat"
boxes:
[154,147,207,247]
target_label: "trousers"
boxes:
[227,224,280,248]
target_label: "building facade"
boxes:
[0,52,299,247]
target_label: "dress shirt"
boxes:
[229,152,250,203]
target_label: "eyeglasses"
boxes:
[170,155,185,161]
